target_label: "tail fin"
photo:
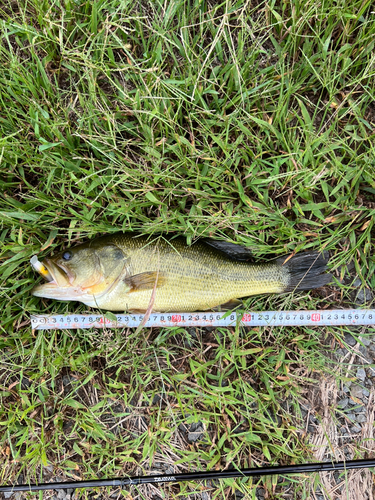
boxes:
[277,252,331,292]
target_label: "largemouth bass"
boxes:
[31,234,331,312]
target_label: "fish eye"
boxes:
[62,251,73,261]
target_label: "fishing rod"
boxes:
[1,459,374,492]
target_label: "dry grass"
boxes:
[305,380,375,500]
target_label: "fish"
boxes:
[31,233,331,312]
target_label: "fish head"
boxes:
[31,242,128,302]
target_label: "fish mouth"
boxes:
[31,256,83,300]
[45,259,76,286]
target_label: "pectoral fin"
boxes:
[124,271,166,292]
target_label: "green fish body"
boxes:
[31,234,331,312]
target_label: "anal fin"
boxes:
[214,298,243,311]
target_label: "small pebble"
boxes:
[20,377,31,389]
[187,328,198,339]
[178,422,188,433]
[336,348,349,357]
[337,398,349,409]
[344,333,357,346]
[187,422,204,442]
[356,414,367,423]
[346,261,356,272]
[345,413,356,422]
[355,288,373,305]
[350,425,362,433]
[359,345,371,360]
[362,388,370,397]
[353,405,365,413]
[62,375,78,394]
[232,423,244,434]
[309,414,318,424]
[235,491,245,500]
[255,487,265,499]
[152,394,161,405]
[190,422,203,432]
[351,385,364,399]
[165,466,174,475]
[356,368,366,381]
[188,431,203,442]
[359,336,371,347]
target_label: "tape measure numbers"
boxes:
[31,309,375,330]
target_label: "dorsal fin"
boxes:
[202,239,253,261]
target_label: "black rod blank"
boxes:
[0,459,374,493]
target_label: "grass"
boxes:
[0,0,375,498]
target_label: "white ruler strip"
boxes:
[31,309,375,330]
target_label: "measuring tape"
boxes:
[31,309,375,330]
